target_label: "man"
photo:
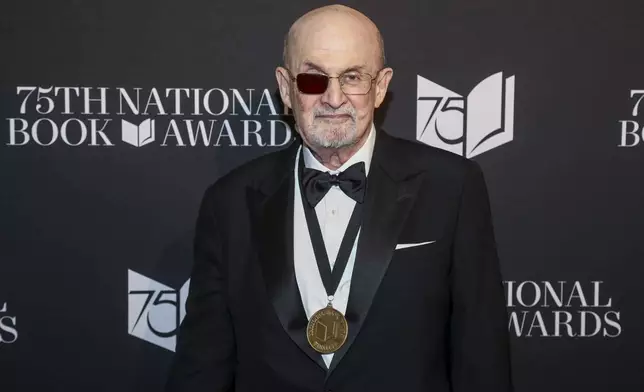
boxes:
[166,4,512,392]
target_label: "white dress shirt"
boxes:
[293,124,376,367]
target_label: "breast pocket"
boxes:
[385,238,451,307]
[394,240,437,251]
[390,238,450,270]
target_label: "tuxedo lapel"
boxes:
[327,131,425,375]
[250,143,327,371]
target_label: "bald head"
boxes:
[275,5,393,161]
[283,5,385,71]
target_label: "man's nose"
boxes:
[320,77,347,109]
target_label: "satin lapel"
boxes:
[327,132,425,375]
[251,146,327,371]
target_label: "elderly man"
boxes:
[166,4,512,392]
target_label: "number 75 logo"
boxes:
[128,269,190,352]
[416,72,515,158]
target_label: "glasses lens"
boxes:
[296,74,328,94]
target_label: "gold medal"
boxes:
[306,304,348,354]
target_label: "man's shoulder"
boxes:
[201,143,296,203]
[381,131,480,181]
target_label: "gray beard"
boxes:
[306,121,358,149]
[304,106,359,149]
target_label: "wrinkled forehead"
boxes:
[290,17,381,75]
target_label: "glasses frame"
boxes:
[284,67,383,95]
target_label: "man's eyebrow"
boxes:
[301,61,369,74]
[301,61,327,73]
[341,65,369,73]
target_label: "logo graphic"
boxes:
[128,269,190,351]
[315,320,342,342]
[122,118,155,147]
[0,302,18,344]
[416,72,515,157]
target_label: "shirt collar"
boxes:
[302,123,376,175]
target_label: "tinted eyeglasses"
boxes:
[286,69,381,95]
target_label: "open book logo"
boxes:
[127,269,190,352]
[416,72,515,157]
[121,119,155,147]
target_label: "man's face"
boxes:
[277,16,392,150]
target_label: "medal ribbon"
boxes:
[298,151,364,301]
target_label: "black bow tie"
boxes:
[302,162,367,207]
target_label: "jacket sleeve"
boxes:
[165,184,236,392]
[449,160,513,391]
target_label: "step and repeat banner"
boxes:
[1,0,643,391]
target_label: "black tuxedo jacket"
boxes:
[166,130,512,392]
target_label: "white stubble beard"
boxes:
[304,106,358,149]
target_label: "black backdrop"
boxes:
[1,0,643,391]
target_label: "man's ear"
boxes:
[275,67,293,110]
[374,67,393,108]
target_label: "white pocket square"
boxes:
[395,240,436,250]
